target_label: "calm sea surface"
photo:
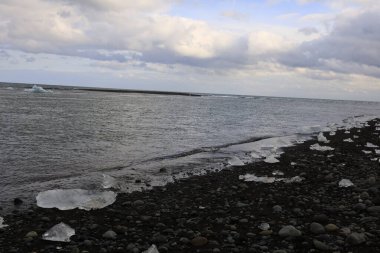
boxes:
[1,87,380,211]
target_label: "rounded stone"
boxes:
[25,231,38,238]
[310,222,325,234]
[191,236,208,247]
[325,224,338,232]
[278,225,302,237]
[102,230,117,239]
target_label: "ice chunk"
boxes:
[339,179,354,187]
[362,150,372,154]
[143,245,159,253]
[36,189,117,210]
[250,152,262,159]
[366,142,379,148]
[375,149,380,154]
[343,138,354,142]
[6,87,14,90]
[353,135,359,139]
[0,217,8,228]
[310,143,334,151]
[239,174,276,183]
[42,222,75,242]
[272,170,284,176]
[344,131,350,134]
[228,156,244,166]
[258,223,270,231]
[318,132,329,143]
[290,162,297,166]
[329,131,336,136]
[102,174,117,189]
[282,176,304,183]
[25,85,51,93]
[264,155,279,163]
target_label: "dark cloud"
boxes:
[279,10,380,78]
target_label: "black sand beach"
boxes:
[1,119,380,253]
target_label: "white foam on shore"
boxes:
[36,189,117,210]
[310,143,334,151]
[0,217,8,228]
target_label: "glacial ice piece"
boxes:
[339,179,354,187]
[143,244,159,253]
[36,189,117,210]
[272,170,284,176]
[228,156,245,166]
[239,174,304,184]
[362,150,372,154]
[251,152,262,159]
[366,142,379,148]
[258,223,270,231]
[282,176,304,183]
[329,131,336,136]
[353,135,359,139]
[102,174,117,189]
[42,222,75,242]
[264,155,279,163]
[318,132,329,143]
[376,127,380,131]
[0,217,8,228]
[343,138,354,142]
[310,143,334,151]
[25,85,51,93]
[344,131,350,134]
[375,149,380,154]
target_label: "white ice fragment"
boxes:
[42,223,75,242]
[36,189,117,211]
[0,217,8,228]
[282,176,304,183]
[228,156,245,166]
[362,150,372,154]
[376,127,380,131]
[329,131,336,136]
[366,142,379,148]
[6,87,14,90]
[143,244,159,253]
[344,131,350,134]
[258,223,270,231]
[371,158,379,161]
[318,132,329,143]
[343,138,354,143]
[310,143,334,151]
[102,174,117,189]
[358,129,361,132]
[339,179,354,188]
[264,155,279,163]
[290,162,297,166]
[375,149,380,154]
[250,152,262,159]
[25,85,51,93]
[353,135,359,139]
[239,174,276,183]
[327,154,334,157]
[272,170,284,176]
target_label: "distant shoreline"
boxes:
[0,81,202,97]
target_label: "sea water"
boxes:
[1,86,380,212]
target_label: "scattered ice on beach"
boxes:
[102,174,117,189]
[42,222,75,242]
[228,156,245,166]
[344,131,350,134]
[239,174,303,183]
[318,132,329,143]
[143,244,159,253]
[0,217,8,228]
[362,150,372,154]
[329,131,336,136]
[339,179,354,187]
[258,223,270,231]
[264,155,279,163]
[25,85,51,93]
[343,138,354,143]
[36,189,117,210]
[366,142,379,148]
[272,170,284,176]
[310,143,334,151]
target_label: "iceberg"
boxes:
[310,143,334,151]
[317,132,329,143]
[36,189,117,210]
[228,156,245,166]
[25,85,51,93]
[264,155,279,163]
[0,217,8,228]
[143,245,159,253]
[339,179,354,187]
[102,174,117,189]
[366,142,379,148]
[343,138,354,143]
[42,223,75,242]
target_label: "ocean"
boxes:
[1,86,380,212]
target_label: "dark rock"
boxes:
[191,236,208,247]
[346,232,366,245]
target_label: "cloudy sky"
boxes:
[1,0,380,101]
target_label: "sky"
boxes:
[1,0,380,101]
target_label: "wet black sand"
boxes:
[1,119,380,253]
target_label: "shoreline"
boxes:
[1,119,380,252]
